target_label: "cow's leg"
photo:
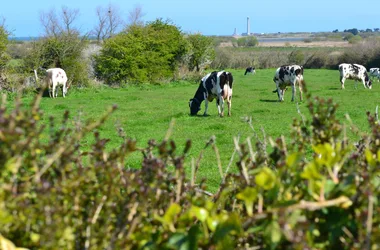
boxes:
[277,88,282,102]
[49,87,52,98]
[217,96,224,117]
[278,89,284,102]
[63,86,66,98]
[203,99,208,116]
[361,79,367,89]
[298,82,303,101]
[227,95,232,116]
[340,76,345,89]
[291,83,296,102]
[52,85,56,98]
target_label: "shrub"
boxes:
[338,37,380,68]
[23,33,90,87]
[237,36,259,47]
[303,38,312,43]
[186,33,215,72]
[343,33,354,41]
[0,26,9,71]
[348,35,362,44]
[94,19,188,85]
[288,50,305,65]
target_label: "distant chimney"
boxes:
[247,17,250,35]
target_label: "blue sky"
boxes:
[1,0,379,37]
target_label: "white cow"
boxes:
[369,68,380,82]
[45,68,69,98]
[272,65,304,102]
[339,63,372,89]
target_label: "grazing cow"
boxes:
[369,67,380,82]
[272,65,304,102]
[339,63,372,89]
[45,68,69,98]
[244,66,256,75]
[189,71,233,117]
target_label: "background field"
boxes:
[18,68,380,191]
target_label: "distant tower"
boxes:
[233,28,237,36]
[247,17,250,35]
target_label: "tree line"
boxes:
[0,5,215,89]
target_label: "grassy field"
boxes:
[14,68,380,191]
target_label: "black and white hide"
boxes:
[189,71,233,117]
[339,63,372,89]
[272,65,304,102]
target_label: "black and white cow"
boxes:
[189,71,233,117]
[244,66,256,75]
[339,63,372,89]
[272,65,304,102]
[369,67,380,82]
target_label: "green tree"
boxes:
[0,25,9,71]
[23,7,89,87]
[94,19,188,84]
[186,33,215,72]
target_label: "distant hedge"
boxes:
[0,90,379,249]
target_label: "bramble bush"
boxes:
[0,89,379,249]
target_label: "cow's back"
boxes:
[274,65,303,84]
[339,63,367,79]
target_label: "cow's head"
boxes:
[189,98,201,116]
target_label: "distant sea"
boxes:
[9,37,40,41]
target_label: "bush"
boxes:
[23,33,90,87]
[0,26,9,71]
[1,88,380,249]
[348,35,362,44]
[303,38,312,43]
[288,50,305,65]
[94,19,188,85]
[186,33,215,72]
[338,37,380,68]
[236,36,259,47]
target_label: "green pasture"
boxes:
[15,69,380,191]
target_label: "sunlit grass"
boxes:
[17,68,380,191]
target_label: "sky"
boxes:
[1,0,379,37]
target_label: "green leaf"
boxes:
[212,213,242,242]
[365,149,376,166]
[264,220,282,245]
[255,167,277,190]
[301,162,322,180]
[286,152,302,167]
[190,206,209,222]
[236,187,258,216]
[163,203,181,225]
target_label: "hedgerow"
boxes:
[0,89,379,249]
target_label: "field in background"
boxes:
[18,69,380,191]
